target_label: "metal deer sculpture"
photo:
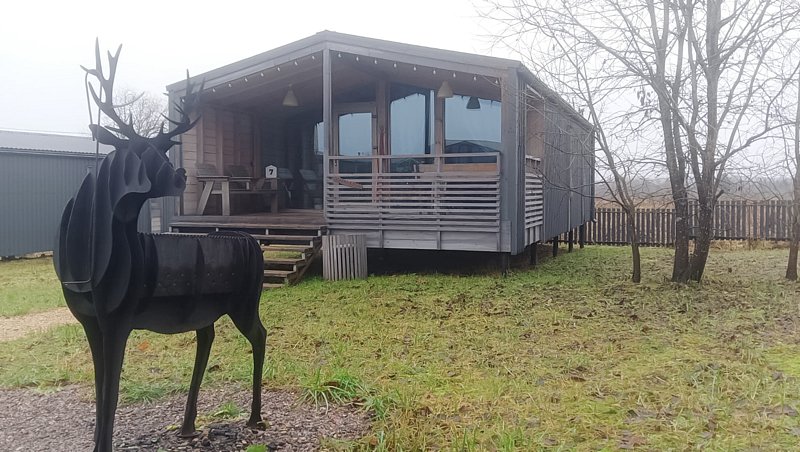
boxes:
[54,44,266,452]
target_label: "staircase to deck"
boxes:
[169,213,326,290]
[254,227,324,289]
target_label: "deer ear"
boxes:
[89,124,126,148]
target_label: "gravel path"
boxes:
[0,386,370,451]
[0,307,77,342]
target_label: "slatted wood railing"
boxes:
[524,156,544,245]
[325,153,503,251]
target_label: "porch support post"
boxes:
[530,244,538,267]
[322,46,332,222]
[579,224,586,248]
[552,237,558,257]
[568,229,574,253]
[500,68,524,255]
[163,90,181,230]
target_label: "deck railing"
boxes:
[325,153,502,248]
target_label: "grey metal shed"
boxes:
[0,130,154,257]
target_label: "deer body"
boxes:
[54,44,266,452]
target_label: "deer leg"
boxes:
[231,315,267,429]
[77,315,104,443]
[94,329,130,452]
[179,324,215,438]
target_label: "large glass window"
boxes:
[445,95,501,163]
[337,112,373,174]
[390,84,433,155]
[338,112,372,156]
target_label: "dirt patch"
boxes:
[0,386,370,451]
[0,307,77,342]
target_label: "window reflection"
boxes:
[445,95,501,163]
[390,84,433,156]
[338,112,372,174]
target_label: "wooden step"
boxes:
[265,257,306,265]
[170,221,325,231]
[262,283,285,289]
[261,244,313,252]
[252,234,319,245]
[264,269,294,278]
[265,262,303,272]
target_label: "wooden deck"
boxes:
[170,209,326,232]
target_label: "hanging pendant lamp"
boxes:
[282,86,299,107]
[437,80,454,99]
[466,96,481,110]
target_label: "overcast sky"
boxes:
[1,0,509,135]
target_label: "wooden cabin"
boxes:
[164,31,593,266]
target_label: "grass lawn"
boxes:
[2,246,800,450]
[0,257,64,316]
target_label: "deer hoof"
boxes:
[177,429,200,439]
[247,419,268,430]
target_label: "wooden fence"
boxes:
[583,200,796,246]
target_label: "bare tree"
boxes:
[483,0,800,282]
[101,88,167,138]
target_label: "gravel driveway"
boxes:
[0,385,370,451]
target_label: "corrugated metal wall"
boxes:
[0,151,152,257]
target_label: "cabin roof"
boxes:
[167,31,524,92]
[167,30,592,131]
[0,129,112,157]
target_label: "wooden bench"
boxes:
[196,163,279,215]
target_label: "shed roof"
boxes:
[0,129,112,157]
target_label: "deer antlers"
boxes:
[83,39,202,152]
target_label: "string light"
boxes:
[260,72,264,77]
[393,62,397,68]
[294,60,298,66]
[337,52,342,58]
[432,69,436,75]
[277,66,281,72]
[212,87,216,93]
[452,72,456,78]
[413,66,417,71]
[473,75,477,81]
[374,59,378,64]
[311,55,316,60]
[244,77,248,82]
[355,56,360,61]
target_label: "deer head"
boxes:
[82,40,202,199]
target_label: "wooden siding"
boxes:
[181,106,255,214]
[325,153,505,252]
[541,102,594,240]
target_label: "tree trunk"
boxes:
[689,202,714,281]
[625,207,641,283]
[672,197,691,282]
[631,241,642,284]
[787,74,800,281]
[787,233,799,281]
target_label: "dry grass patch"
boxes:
[1,247,800,449]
